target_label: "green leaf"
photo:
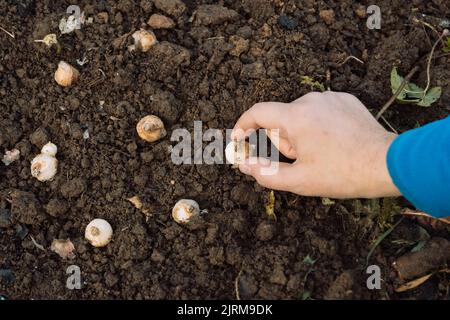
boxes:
[417,86,442,107]
[404,82,425,99]
[390,67,441,107]
[303,255,317,266]
[390,67,424,101]
[411,240,427,253]
[390,67,406,99]
[443,37,450,53]
[301,291,313,300]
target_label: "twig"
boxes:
[0,26,15,38]
[376,66,420,120]
[337,55,365,67]
[419,24,433,48]
[205,36,225,41]
[380,115,398,134]
[434,52,450,60]
[401,208,450,225]
[30,235,46,252]
[423,29,448,99]
[412,17,445,47]
[234,268,243,300]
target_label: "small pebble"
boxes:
[319,9,335,25]
[15,225,29,240]
[278,15,298,30]
[0,269,15,285]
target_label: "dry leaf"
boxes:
[321,197,335,206]
[127,196,150,216]
[265,190,276,220]
[127,196,143,210]
[51,239,76,259]
[394,273,433,293]
[41,34,58,47]
[2,149,20,166]
[402,208,450,225]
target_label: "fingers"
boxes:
[232,102,289,140]
[265,129,297,159]
[238,157,304,191]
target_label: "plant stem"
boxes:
[234,268,243,300]
[380,115,398,134]
[412,17,445,47]
[337,55,365,67]
[423,30,448,99]
[376,66,420,120]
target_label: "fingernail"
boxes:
[239,164,251,175]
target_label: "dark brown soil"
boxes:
[1,0,449,300]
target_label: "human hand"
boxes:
[231,91,401,199]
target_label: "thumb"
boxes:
[238,157,302,191]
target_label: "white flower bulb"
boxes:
[41,142,57,157]
[225,141,255,164]
[172,199,200,224]
[31,142,58,181]
[85,219,113,247]
[54,61,79,87]
[136,115,166,142]
[31,154,58,181]
[131,29,158,52]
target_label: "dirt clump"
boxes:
[152,0,186,18]
[60,178,87,199]
[29,127,50,149]
[10,190,43,226]
[147,14,175,29]
[194,5,239,26]
[256,221,276,241]
[45,198,69,217]
[319,9,335,25]
[325,271,357,300]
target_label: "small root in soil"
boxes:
[0,25,15,38]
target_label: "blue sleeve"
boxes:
[387,116,450,218]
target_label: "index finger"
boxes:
[231,102,289,140]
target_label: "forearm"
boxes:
[387,116,450,218]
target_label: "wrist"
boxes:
[366,132,402,198]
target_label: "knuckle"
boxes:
[301,92,323,102]
[337,92,360,103]
[251,102,267,111]
[294,92,324,108]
